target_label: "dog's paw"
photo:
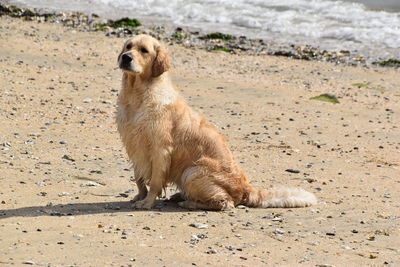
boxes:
[130,193,147,203]
[132,199,154,210]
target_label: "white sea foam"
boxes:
[10,0,400,58]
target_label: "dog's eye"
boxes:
[140,47,149,54]
[126,44,132,50]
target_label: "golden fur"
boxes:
[116,35,317,210]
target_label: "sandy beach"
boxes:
[0,13,400,266]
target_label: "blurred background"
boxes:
[5,0,400,59]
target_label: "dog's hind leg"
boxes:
[178,198,234,210]
[180,166,235,210]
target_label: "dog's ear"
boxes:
[152,44,171,77]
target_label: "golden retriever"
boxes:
[116,34,317,210]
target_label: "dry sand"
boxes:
[0,16,399,266]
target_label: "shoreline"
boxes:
[1,3,399,69]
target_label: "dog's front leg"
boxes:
[132,149,170,209]
[131,179,148,203]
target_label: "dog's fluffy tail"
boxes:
[245,186,317,208]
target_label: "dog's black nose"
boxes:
[122,53,133,63]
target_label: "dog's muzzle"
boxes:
[122,52,133,63]
[119,52,133,69]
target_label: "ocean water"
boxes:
[7,0,400,59]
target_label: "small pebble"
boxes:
[262,215,274,219]
[189,223,208,229]
[206,249,218,254]
[285,169,300,173]
[369,253,378,259]
[62,154,75,162]
[22,261,35,265]
[80,181,102,187]
[73,234,83,239]
[273,229,285,235]
[306,241,320,246]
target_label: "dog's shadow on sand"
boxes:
[0,199,185,219]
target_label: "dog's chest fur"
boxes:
[116,78,176,181]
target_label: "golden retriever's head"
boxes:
[118,35,171,78]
